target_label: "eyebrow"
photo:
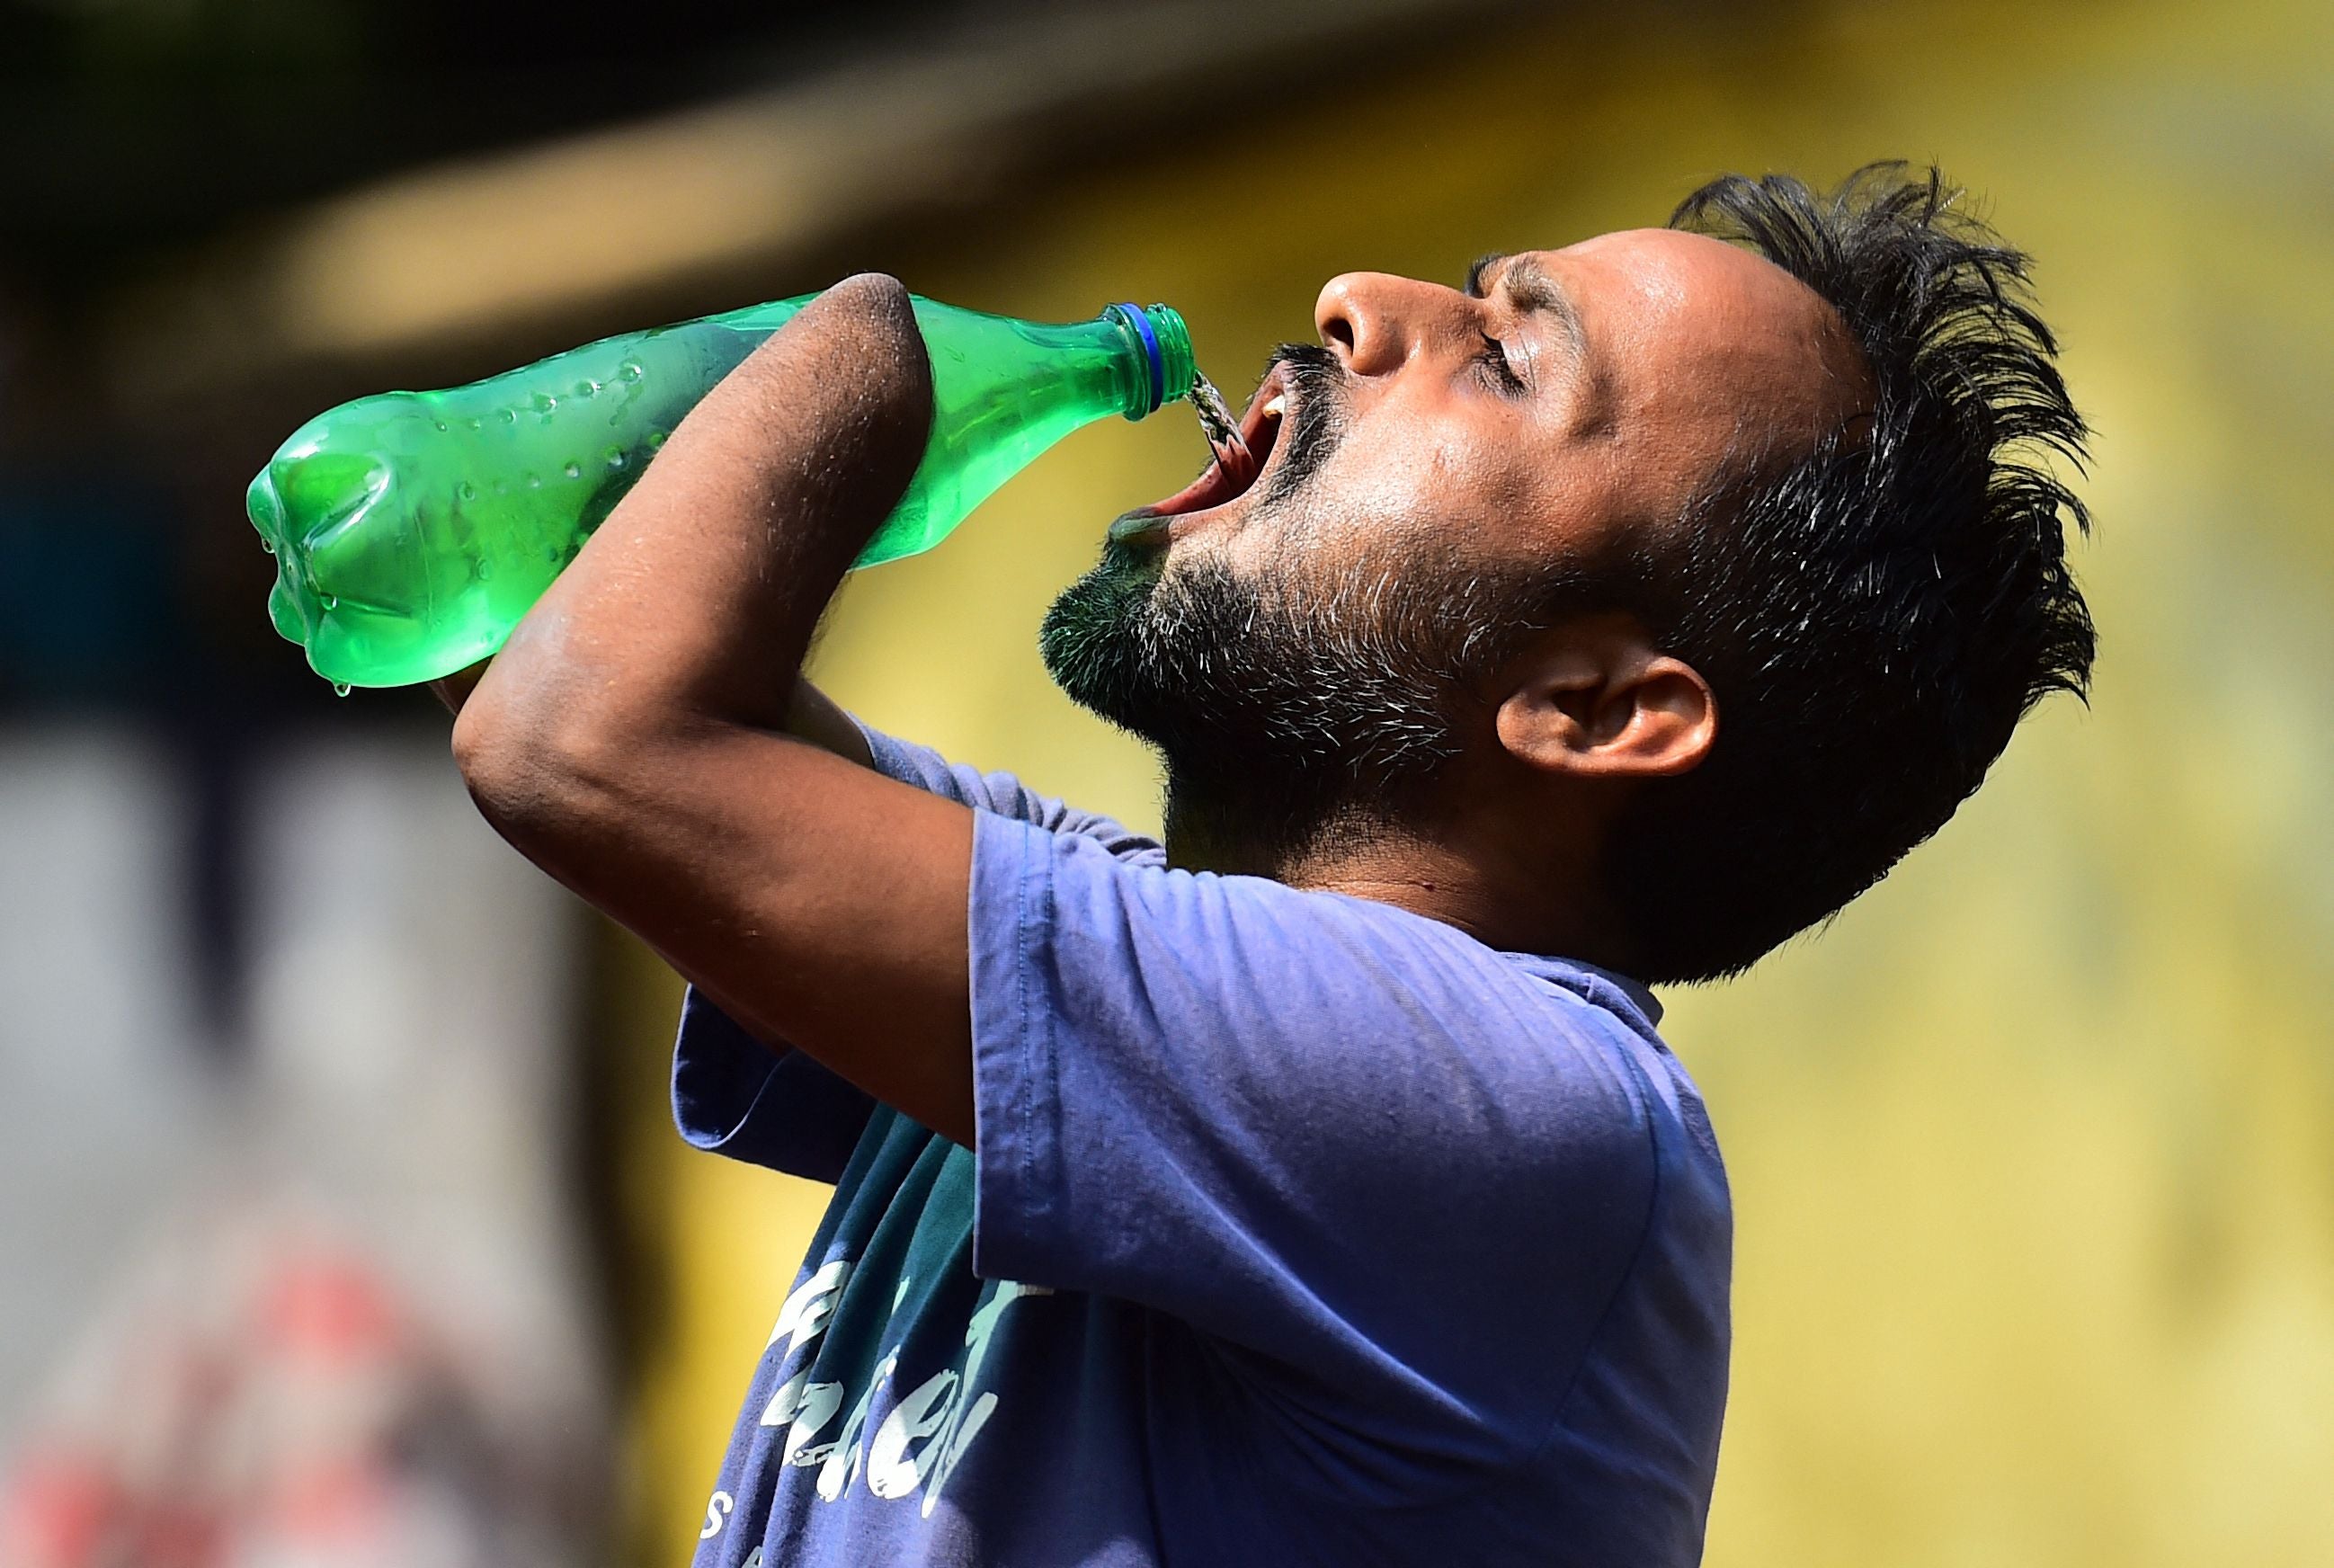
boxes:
[1463,252,1507,297]
[1465,251,1591,366]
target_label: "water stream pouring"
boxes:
[1188,371,1255,490]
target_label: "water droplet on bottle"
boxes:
[646,430,667,450]
[477,559,494,582]
[321,594,339,610]
[619,361,644,382]
[464,416,483,432]
[563,461,583,479]
[433,420,450,432]
[573,379,598,397]
[459,481,477,501]
[524,472,542,489]
[260,538,276,555]
[603,446,626,470]
[532,392,557,414]
[333,682,352,698]
[499,407,518,424]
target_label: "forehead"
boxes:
[1519,227,1868,454]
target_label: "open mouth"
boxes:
[1109,366,1289,546]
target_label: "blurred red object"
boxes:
[0,1200,576,1568]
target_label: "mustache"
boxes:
[1254,342,1347,509]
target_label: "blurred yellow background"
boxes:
[601,1,2334,1564]
[4,0,2329,1563]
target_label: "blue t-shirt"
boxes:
[677,726,1732,1567]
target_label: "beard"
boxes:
[1039,344,1564,862]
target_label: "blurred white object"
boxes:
[0,728,211,1429]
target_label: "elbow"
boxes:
[450,673,639,857]
[448,685,523,820]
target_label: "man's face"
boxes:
[1042,227,1868,843]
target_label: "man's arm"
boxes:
[436,664,874,772]
[450,275,976,1144]
[437,662,879,1058]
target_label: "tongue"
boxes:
[1150,456,1240,516]
[1140,379,1270,517]
[1207,433,1259,494]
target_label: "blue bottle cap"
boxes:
[1108,303,1166,415]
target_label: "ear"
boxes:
[1492,614,1716,780]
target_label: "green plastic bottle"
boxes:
[246,294,1200,689]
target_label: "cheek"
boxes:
[1305,402,1515,545]
[1342,403,1465,509]
[1345,414,1558,570]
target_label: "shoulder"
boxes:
[1138,848,1664,1164]
[984,820,1667,1167]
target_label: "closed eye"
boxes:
[1477,331,1527,394]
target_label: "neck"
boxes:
[1162,775,1632,967]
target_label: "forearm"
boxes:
[448,276,931,978]
[435,661,872,770]
[453,277,926,813]
[448,275,976,1141]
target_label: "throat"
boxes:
[1157,759,1373,879]
[1162,772,1633,968]
[1162,780,1439,898]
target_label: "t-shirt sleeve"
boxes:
[859,726,1164,865]
[967,812,1661,1457]
[673,717,1161,1183]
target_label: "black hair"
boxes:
[1610,163,2096,984]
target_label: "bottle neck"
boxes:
[1104,304,1197,421]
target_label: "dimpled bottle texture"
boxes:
[247,295,1198,689]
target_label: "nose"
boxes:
[1314,272,1451,377]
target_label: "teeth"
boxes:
[1262,394,1287,419]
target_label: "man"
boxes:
[441,165,2093,1565]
